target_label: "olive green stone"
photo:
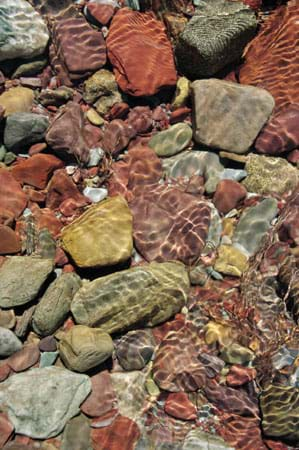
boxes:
[149,123,192,157]
[220,343,254,365]
[214,245,248,277]
[172,77,190,109]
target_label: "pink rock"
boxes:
[81,371,117,418]
[127,106,153,134]
[0,169,27,220]
[287,149,299,164]
[0,225,21,255]
[11,154,64,189]
[101,119,135,156]
[0,363,11,381]
[226,365,257,387]
[164,392,197,420]
[46,169,88,210]
[91,415,140,450]
[213,179,247,214]
[7,344,40,372]
[86,3,116,26]
[0,413,14,448]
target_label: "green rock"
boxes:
[39,87,74,107]
[0,145,7,161]
[4,112,49,152]
[71,261,190,334]
[214,245,249,277]
[172,77,190,109]
[220,342,254,365]
[83,69,120,104]
[148,123,192,157]
[3,152,16,165]
[12,57,47,78]
[61,414,92,450]
[39,351,58,368]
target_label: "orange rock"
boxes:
[164,392,197,420]
[213,180,247,214]
[0,225,21,255]
[0,169,27,219]
[46,169,88,210]
[11,154,64,189]
[91,415,140,450]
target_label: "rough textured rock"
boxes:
[11,154,64,189]
[61,195,133,268]
[71,261,189,333]
[0,87,34,117]
[91,416,140,450]
[0,327,22,357]
[61,413,91,450]
[214,245,249,277]
[83,69,120,105]
[59,325,114,372]
[0,256,53,308]
[0,169,27,220]
[0,0,49,62]
[4,113,49,153]
[0,226,21,255]
[0,367,91,439]
[32,273,81,336]
[213,180,247,214]
[191,79,275,154]
[148,123,192,157]
[80,370,117,417]
[115,329,156,371]
[175,0,257,78]
[107,7,177,96]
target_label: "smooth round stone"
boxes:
[0,327,22,357]
[0,87,34,117]
[59,325,114,372]
[0,309,16,329]
[172,77,190,109]
[39,336,57,352]
[83,186,108,203]
[148,123,192,157]
[86,108,104,126]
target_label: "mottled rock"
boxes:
[71,261,189,333]
[115,329,156,371]
[0,256,53,308]
[7,344,40,372]
[111,370,147,421]
[182,429,234,450]
[81,370,117,417]
[213,180,247,214]
[11,154,64,189]
[83,69,119,105]
[0,327,22,357]
[0,226,21,255]
[91,416,140,450]
[61,195,133,268]
[0,0,49,61]
[0,87,34,117]
[191,79,275,154]
[214,245,249,277]
[32,273,81,336]
[107,8,177,96]
[220,343,254,365]
[4,113,49,153]
[0,366,91,439]
[59,325,114,372]
[148,123,192,157]
[165,392,197,421]
[61,413,91,450]
[175,0,257,78]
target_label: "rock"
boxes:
[59,325,114,372]
[175,0,257,78]
[46,169,88,211]
[71,261,189,333]
[91,416,140,450]
[213,180,247,214]
[107,7,177,96]
[260,385,299,445]
[0,309,15,329]
[191,79,275,154]
[0,0,49,62]
[83,69,119,104]
[242,154,299,195]
[83,187,108,203]
[85,2,116,26]
[12,57,47,79]
[39,351,58,368]
[0,413,14,448]
[61,413,91,450]
[232,197,278,257]
[0,226,21,255]
[61,195,133,268]
[164,392,197,421]
[39,86,74,107]
[0,87,34,117]
[11,154,64,189]
[7,344,40,372]
[4,113,49,153]
[182,429,234,450]
[39,336,57,353]
[0,327,22,357]
[148,123,192,157]
[220,343,254,365]
[86,108,104,126]
[15,305,36,339]
[95,91,122,117]
[226,365,256,387]
[214,245,249,277]
[32,273,82,336]
[0,256,53,308]
[115,329,156,371]
[80,370,117,418]
[172,77,190,109]
[101,119,135,155]
[0,366,91,439]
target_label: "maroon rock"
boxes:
[164,392,197,420]
[81,371,117,418]
[7,344,40,372]
[127,106,153,134]
[39,335,57,352]
[169,106,191,124]
[101,119,135,156]
[0,169,27,221]
[86,3,116,26]
[0,225,21,255]
[46,169,88,210]
[108,102,130,120]
[287,149,299,164]
[213,180,247,214]
[0,413,14,448]
[91,415,140,450]
[11,154,64,189]
[278,205,299,245]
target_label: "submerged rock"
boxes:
[148,123,192,157]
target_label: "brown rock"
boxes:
[0,225,21,255]
[91,416,140,450]
[81,371,117,417]
[0,87,34,117]
[213,180,247,214]
[164,392,197,421]
[7,344,40,372]
[0,169,27,220]
[11,154,64,189]
[46,169,88,210]
[86,3,116,26]
[101,119,135,156]
[0,413,14,448]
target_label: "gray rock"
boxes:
[4,113,49,152]
[0,327,22,357]
[0,0,49,62]
[0,366,91,439]
[175,0,257,78]
[0,256,53,308]
[39,351,58,368]
[61,414,92,450]
[83,186,108,203]
[32,273,82,336]
[192,79,275,154]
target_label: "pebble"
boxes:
[83,186,108,203]
[0,327,22,357]
[0,87,34,117]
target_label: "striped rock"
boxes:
[71,261,189,333]
[115,329,156,371]
[107,8,177,96]
[130,184,211,265]
[61,195,133,268]
[217,413,266,450]
[91,416,140,450]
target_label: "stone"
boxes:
[0,413,14,448]
[0,256,53,308]
[226,365,256,387]
[85,2,116,26]
[32,273,82,336]
[0,87,34,117]
[12,57,47,79]
[7,344,40,372]
[83,187,108,203]
[107,7,177,96]
[182,429,234,450]
[39,351,58,368]
[220,343,254,365]
[242,154,299,195]
[81,371,117,418]
[86,108,104,126]
[111,370,147,421]
[0,327,22,357]
[61,195,133,268]
[46,169,88,211]
[172,77,190,109]
[83,69,119,104]
[4,113,49,153]
[11,154,64,189]
[71,261,189,333]
[95,91,122,117]
[175,0,257,78]
[0,169,28,221]
[39,86,74,107]
[61,413,91,450]
[91,416,140,450]
[0,226,21,255]
[191,79,275,154]
[115,329,156,371]
[213,180,247,214]
[101,119,135,155]
[0,0,49,62]
[148,123,192,157]
[164,392,197,421]
[39,336,57,353]
[59,325,114,372]
[0,366,91,439]
[214,245,249,277]
[0,309,15,329]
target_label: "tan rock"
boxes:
[214,245,248,277]
[0,87,34,117]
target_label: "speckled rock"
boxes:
[0,87,34,117]
[191,79,275,154]
[4,113,49,152]
[61,195,133,268]
[83,69,120,104]
[0,366,91,439]
[0,327,22,357]
[0,0,49,62]
[0,257,53,308]
[220,343,254,365]
[214,245,249,277]
[59,325,114,372]
[61,413,92,450]
[71,261,189,333]
[148,123,192,157]
[115,329,156,371]
[32,273,82,336]
[242,154,299,195]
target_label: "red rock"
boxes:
[264,440,289,450]
[287,149,299,164]
[217,412,266,450]
[101,119,135,156]
[55,247,69,267]
[81,371,117,418]
[107,8,177,97]
[59,197,88,217]
[0,169,27,220]
[46,169,88,210]
[86,3,116,26]
[83,123,103,149]
[91,416,140,450]
[278,205,299,245]
[108,102,130,120]
[0,413,14,448]
[226,365,257,387]
[127,106,153,134]
[23,187,46,204]
[7,344,40,372]
[164,392,197,420]
[242,0,262,10]
[169,107,191,124]
[0,225,21,255]
[91,409,119,428]
[11,154,64,189]
[28,142,47,156]
[0,363,11,382]
[213,180,247,214]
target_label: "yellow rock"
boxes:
[0,86,34,116]
[214,245,248,277]
[61,195,133,268]
[172,77,190,109]
[222,218,235,238]
[86,108,104,126]
[204,321,235,347]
